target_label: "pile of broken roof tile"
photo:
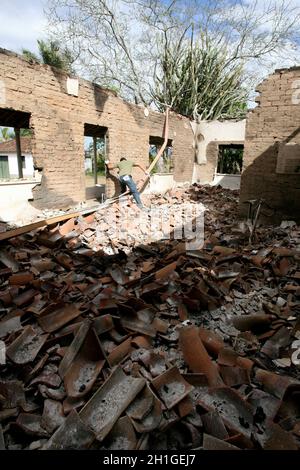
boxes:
[0,184,299,450]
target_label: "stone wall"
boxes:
[0,49,194,208]
[239,67,300,223]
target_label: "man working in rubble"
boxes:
[105,157,149,209]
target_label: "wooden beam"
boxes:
[147,107,169,174]
[0,206,100,242]
[14,128,23,179]
[139,107,170,193]
[0,220,48,241]
[93,137,98,185]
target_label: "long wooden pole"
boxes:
[15,128,23,179]
[139,107,170,193]
[147,107,169,174]
[0,206,100,242]
[93,137,98,185]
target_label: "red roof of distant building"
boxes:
[0,136,32,153]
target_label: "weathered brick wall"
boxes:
[0,49,194,208]
[239,67,300,223]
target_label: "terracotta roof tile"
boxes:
[0,136,32,154]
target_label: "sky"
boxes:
[0,0,300,101]
[0,0,47,54]
[1,0,300,56]
[0,0,47,133]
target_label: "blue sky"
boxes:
[0,0,299,55]
[0,0,47,54]
[0,0,299,83]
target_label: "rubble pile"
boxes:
[77,185,237,254]
[0,184,299,450]
[0,200,98,233]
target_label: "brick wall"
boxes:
[0,49,194,208]
[239,67,300,223]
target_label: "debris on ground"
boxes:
[0,184,299,450]
[0,200,101,232]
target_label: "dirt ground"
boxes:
[85,174,106,187]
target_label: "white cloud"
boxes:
[0,0,299,106]
[0,0,47,53]
[215,0,300,102]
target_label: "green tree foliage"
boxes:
[149,145,173,173]
[217,145,244,174]
[21,50,40,63]
[22,40,74,73]
[0,128,32,142]
[0,127,14,141]
[46,0,300,113]
[86,138,106,174]
[153,37,247,120]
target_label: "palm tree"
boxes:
[22,40,74,73]
[0,127,14,142]
[0,127,32,142]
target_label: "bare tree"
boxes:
[45,0,300,116]
[46,0,152,103]
[152,34,248,120]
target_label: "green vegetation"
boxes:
[0,127,32,142]
[22,40,74,73]
[217,145,244,174]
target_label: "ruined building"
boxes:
[0,48,246,212]
[0,49,195,208]
[2,48,298,223]
[239,67,300,223]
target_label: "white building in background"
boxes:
[0,135,41,224]
[0,136,35,179]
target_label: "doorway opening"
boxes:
[149,137,173,174]
[84,124,108,201]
